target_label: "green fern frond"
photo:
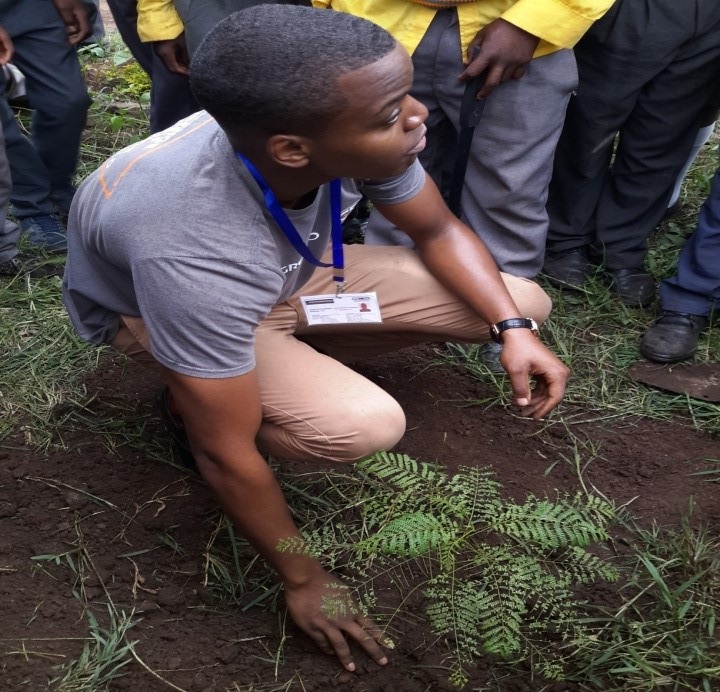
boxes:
[490,498,611,548]
[358,451,447,490]
[427,579,489,659]
[577,493,616,523]
[357,511,457,557]
[444,466,502,522]
[555,545,620,584]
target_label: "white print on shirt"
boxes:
[282,258,304,274]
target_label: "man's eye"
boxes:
[386,110,400,124]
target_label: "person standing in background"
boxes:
[0,0,92,252]
[544,0,720,308]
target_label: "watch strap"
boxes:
[490,318,539,344]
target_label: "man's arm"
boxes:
[51,0,91,45]
[374,174,569,420]
[136,0,190,74]
[164,367,389,671]
[459,0,614,98]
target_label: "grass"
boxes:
[49,607,137,692]
[1,29,718,692]
[567,507,720,691]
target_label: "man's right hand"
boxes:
[153,35,191,74]
[284,568,390,672]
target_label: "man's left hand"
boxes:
[459,18,540,99]
[499,330,570,419]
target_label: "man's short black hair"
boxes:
[189,5,398,138]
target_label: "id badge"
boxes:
[300,292,382,326]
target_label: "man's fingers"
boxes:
[343,620,389,666]
[322,626,356,671]
[474,64,504,99]
[355,615,387,644]
[517,378,565,419]
[314,616,390,671]
[507,370,532,407]
[308,630,335,657]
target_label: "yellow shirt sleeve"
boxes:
[137,0,185,43]
[499,0,615,51]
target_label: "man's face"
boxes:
[307,43,428,181]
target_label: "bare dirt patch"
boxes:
[2,345,717,690]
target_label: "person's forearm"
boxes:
[376,183,527,325]
[417,225,526,324]
[197,447,325,586]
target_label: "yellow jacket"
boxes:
[311,0,615,58]
[137,0,184,42]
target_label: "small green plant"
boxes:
[280,451,618,687]
[76,42,107,63]
[50,607,137,691]
[104,60,151,102]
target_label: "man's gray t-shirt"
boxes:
[63,112,425,378]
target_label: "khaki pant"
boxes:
[111,245,551,463]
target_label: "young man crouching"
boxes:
[63,4,569,673]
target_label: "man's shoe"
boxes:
[158,386,198,472]
[20,214,67,253]
[50,185,77,220]
[639,311,708,363]
[0,254,63,278]
[542,249,591,290]
[478,341,505,374]
[607,267,655,307]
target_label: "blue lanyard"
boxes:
[236,152,345,293]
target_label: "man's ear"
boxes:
[267,134,312,169]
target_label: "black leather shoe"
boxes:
[0,254,63,278]
[607,267,655,307]
[639,311,708,363]
[542,249,591,290]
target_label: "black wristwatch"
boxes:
[490,317,539,344]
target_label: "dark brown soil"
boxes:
[1,345,718,691]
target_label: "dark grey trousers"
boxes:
[0,0,91,217]
[0,120,19,263]
[173,0,310,56]
[546,0,720,270]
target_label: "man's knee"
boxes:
[502,275,552,324]
[322,397,407,464]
